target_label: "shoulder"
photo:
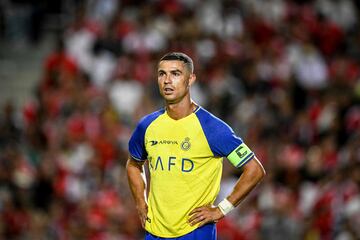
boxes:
[136,108,165,130]
[195,107,232,132]
[128,109,165,161]
[195,106,243,157]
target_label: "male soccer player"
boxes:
[126,52,265,240]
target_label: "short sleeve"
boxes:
[128,109,164,161]
[195,107,255,168]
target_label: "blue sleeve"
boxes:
[195,108,243,157]
[128,109,164,161]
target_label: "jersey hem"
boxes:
[130,154,146,162]
[145,226,200,238]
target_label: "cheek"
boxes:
[175,80,186,90]
[181,79,189,90]
[185,79,190,87]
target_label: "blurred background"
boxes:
[0,0,360,239]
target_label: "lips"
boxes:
[164,87,174,94]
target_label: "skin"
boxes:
[157,59,197,119]
[126,59,266,230]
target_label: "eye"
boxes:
[158,72,165,77]
[173,72,180,77]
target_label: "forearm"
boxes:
[188,157,265,226]
[126,158,147,207]
[126,157,149,228]
[226,157,265,207]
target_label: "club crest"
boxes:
[181,137,191,151]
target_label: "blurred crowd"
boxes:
[1,0,360,239]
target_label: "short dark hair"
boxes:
[159,52,194,73]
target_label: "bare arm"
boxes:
[189,156,265,226]
[226,157,266,206]
[126,157,148,228]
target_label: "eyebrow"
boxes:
[158,69,183,74]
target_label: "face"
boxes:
[157,60,195,104]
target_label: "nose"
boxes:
[163,73,172,84]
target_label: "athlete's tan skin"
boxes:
[126,58,266,229]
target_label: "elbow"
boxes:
[252,158,266,183]
[249,164,265,185]
[258,165,266,182]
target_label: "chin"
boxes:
[162,94,176,101]
[164,97,179,104]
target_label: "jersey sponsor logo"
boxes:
[149,156,194,172]
[150,140,158,146]
[181,137,191,151]
[149,140,178,146]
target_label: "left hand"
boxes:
[188,205,224,227]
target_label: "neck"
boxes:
[166,97,196,120]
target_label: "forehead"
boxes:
[158,60,186,71]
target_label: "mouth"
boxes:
[163,87,174,95]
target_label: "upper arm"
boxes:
[127,156,145,168]
[128,123,147,162]
[241,156,266,180]
[226,143,255,168]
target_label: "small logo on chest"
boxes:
[181,137,191,151]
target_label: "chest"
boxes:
[144,117,214,173]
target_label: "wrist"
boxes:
[217,198,235,216]
[136,199,147,208]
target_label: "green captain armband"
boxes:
[227,143,255,168]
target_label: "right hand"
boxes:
[136,202,148,228]
[188,205,224,227]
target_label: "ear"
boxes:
[189,73,196,86]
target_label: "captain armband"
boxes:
[227,143,255,168]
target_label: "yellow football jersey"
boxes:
[129,106,255,238]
